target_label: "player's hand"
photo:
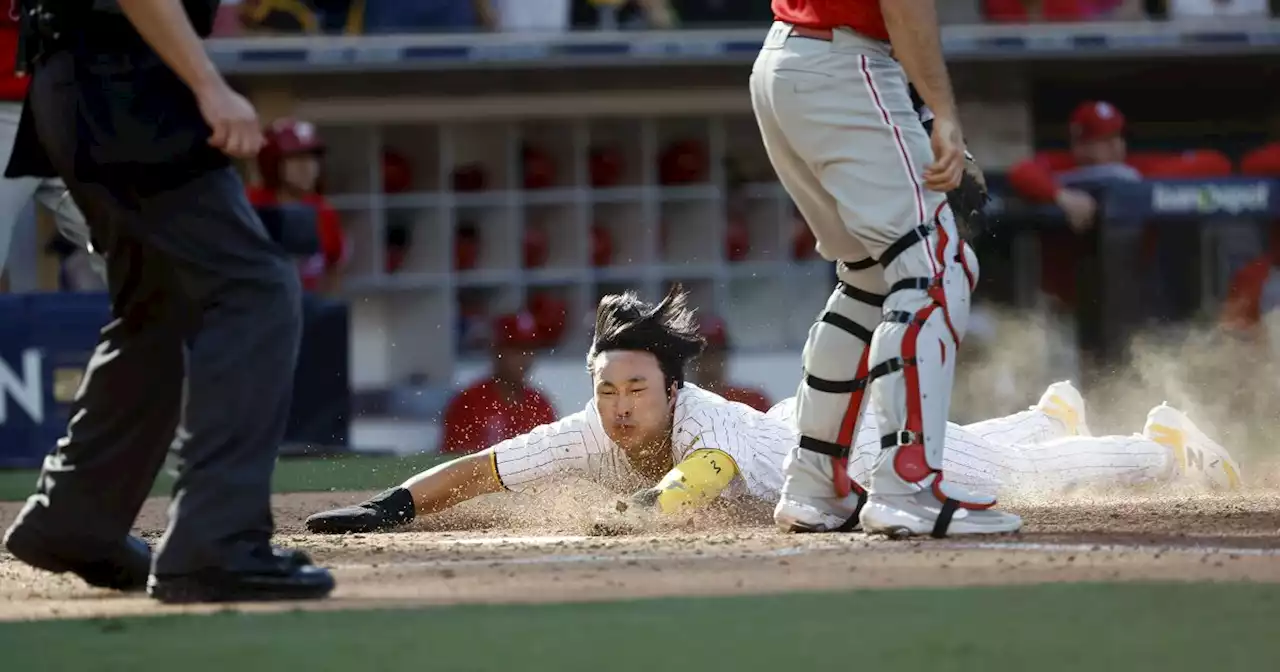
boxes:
[1054,188,1098,233]
[195,80,265,159]
[924,117,966,193]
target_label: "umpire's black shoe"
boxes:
[305,487,416,534]
[3,528,152,592]
[147,546,335,604]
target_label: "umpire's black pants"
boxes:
[5,50,302,575]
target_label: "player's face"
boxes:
[493,345,534,382]
[1071,136,1125,166]
[592,350,676,454]
[282,154,321,193]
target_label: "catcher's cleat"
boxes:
[774,485,867,533]
[860,487,1022,539]
[1143,404,1243,490]
[1035,381,1091,437]
[305,487,416,534]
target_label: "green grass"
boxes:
[0,582,1277,671]
[0,453,451,502]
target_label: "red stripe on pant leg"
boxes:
[892,304,939,484]
[830,348,872,499]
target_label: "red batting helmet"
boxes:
[258,118,325,191]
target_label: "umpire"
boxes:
[0,0,335,603]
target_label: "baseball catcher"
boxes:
[306,288,1241,537]
[751,0,1015,539]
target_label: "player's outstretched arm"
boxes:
[304,451,502,534]
[306,410,598,534]
[400,450,503,515]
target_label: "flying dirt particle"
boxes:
[1214,561,1224,568]
[1066,556,1076,563]
[626,560,639,567]
[939,564,950,570]
[440,569,456,579]
[779,560,790,566]
[1229,554,1241,560]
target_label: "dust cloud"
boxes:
[959,302,1280,497]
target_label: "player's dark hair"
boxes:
[588,285,706,392]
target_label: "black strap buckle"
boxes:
[879,430,919,449]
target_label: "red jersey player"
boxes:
[440,312,558,454]
[247,119,349,293]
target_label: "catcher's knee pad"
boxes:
[865,206,973,494]
[794,262,886,496]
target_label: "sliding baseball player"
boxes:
[306,289,1241,538]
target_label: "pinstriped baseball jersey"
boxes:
[493,384,793,499]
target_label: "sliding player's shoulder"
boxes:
[678,384,765,420]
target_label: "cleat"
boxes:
[773,445,866,533]
[1143,404,1243,490]
[1035,381,1090,437]
[860,489,1022,538]
[775,495,864,533]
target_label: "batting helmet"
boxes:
[258,118,325,191]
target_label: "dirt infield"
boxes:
[3,487,1280,622]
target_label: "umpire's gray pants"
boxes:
[0,101,102,284]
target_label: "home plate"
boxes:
[436,535,590,547]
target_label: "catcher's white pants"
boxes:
[751,23,974,499]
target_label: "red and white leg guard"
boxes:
[865,207,995,521]
[785,261,889,522]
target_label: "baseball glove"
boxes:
[947,151,990,242]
